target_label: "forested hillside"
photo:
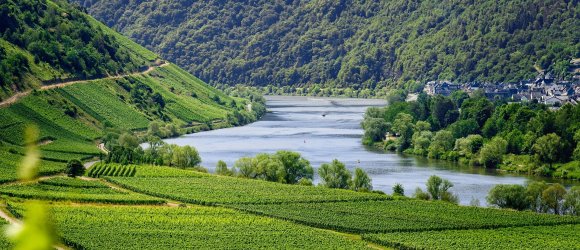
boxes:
[0,0,159,101]
[0,0,264,183]
[73,0,579,89]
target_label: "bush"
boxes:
[65,160,85,177]
[487,184,529,211]
[393,183,405,196]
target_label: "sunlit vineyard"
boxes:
[363,224,580,249]
[232,200,580,233]
[8,203,368,250]
[106,174,388,205]
[87,163,136,178]
[0,177,164,205]
[0,150,66,183]
[59,82,151,130]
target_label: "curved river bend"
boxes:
[163,96,559,205]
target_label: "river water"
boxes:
[163,96,556,205]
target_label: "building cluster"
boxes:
[424,60,580,107]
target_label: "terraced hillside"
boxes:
[0,0,259,183]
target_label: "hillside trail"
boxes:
[0,62,169,108]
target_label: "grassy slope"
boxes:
[0,0,237,180]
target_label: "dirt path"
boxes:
[0,62,169,108]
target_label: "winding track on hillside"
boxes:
[0,62,169,108]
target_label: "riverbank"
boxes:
[369,141,580,181]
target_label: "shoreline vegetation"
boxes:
[362,90,580,180]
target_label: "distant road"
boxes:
[0,62,169,108]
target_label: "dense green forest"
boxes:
[362,92,580,179]
[73,0,579,89]
[0,0,157,101]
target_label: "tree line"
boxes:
[216,154,374,192]
[488,181,579,216]
[362,91,580,179]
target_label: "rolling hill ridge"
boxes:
[73,0,579,89]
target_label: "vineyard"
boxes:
[0,177,165,205]
[106,175,388,205]
[363,224,580,249]
[7,203,367,250]
[87,163,137,178]
[59,81,151,130]
[232,200,580,233]
[0,150,66,184]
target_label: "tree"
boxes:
[65,159,84,177]
[533,133,562,166]
[118,133,139,149]
[414,188,430,200]
[454,134,484,158]
[460,97,494,127]
[275,151,313,184]
[542,183,567,214]
[526,181,548,213]
[362,118,389,143]
[393,183,405,196]
[563,186,580,216]
[392,113,414,151]
[234,157,256,178]
[426,175,455,202]
[318,159,352,189]
[487,184,529,211]
[352,168,372,192]
[427,130,454,159]
[448,119,479,139]
[172,145,201,168]
[479,136,507,168]
[430,95,457,129]
[254,153,285,182]
[215,160,233,176]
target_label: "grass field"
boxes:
[363,224,580,249]
[8,203,368,250]
[0,177,164,205]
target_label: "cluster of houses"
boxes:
[424,60,580,108]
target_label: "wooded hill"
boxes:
[0,0,262,183]
[73,0,579,89]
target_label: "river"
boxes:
[163,96,561,205]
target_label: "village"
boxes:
[424,59,580,107]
